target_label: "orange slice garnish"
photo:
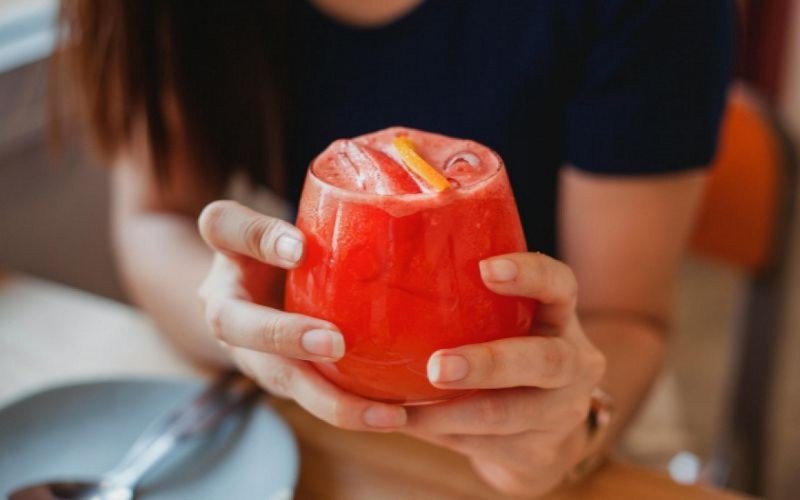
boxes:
[392,136,451,192]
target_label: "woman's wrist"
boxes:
[565,387,615,484]
[578,315,668,460]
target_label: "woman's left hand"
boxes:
[402,252,607,498]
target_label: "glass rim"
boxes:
[307,150,505,204]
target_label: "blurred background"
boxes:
[0,0,798,498]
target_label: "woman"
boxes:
[58,0,733,496]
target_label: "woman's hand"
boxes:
[197,200,605,496]
[196,200,408,430]
[402,253,607,497]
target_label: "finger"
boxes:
[407,431,581,497]
[419,430,565,473]
[234,349,407,431]
[405,387,589,436]
[479,252,577,327]
[427,336,578,390]
[198,253,247,303]
[198,200,305,268]
[198,243,287,308]
[206,296,344,361]
[468,424,590,497]
[470,454,568,499]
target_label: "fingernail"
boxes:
[275,235,303,263]
[480,259,518,282]
[428,354,470,383]
[363,405,407,428]
[301,329,345,359]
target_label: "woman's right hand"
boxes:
[197,200,408,430]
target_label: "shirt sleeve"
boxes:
[565,0,735,175]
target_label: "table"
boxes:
[0,273,744,499]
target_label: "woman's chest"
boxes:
[288,1,571,155]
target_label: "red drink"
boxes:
[286,127,536,404]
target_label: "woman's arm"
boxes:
[109,129,229,366]
[560,165,707,447]
[388,167,706,497]
[110,128,410,431]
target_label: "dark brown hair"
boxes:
[55,0,288,188]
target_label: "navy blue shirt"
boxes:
[285,0,734,256]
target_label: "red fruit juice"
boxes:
[285,127,536,404]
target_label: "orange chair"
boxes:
[691,83,797,495]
